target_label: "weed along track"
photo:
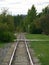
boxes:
[9,34,33,65]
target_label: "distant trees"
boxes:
[24,5,49,34]
[24,5,37,32]
[40,14,49,34]
[0,5,49,42]
[14,15,26,32]
[37,6,49,34]
[27,5,37,23]
[42,6,49,15]
[0,9,15,32]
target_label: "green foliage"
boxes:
[0,9,15,42]
[24,5,49,34]
[14,15,26,32]
[36,14,49,34]
[29,21,42,34]
[0,9,15,32]
[42,6,49,15]
[0,23,8,32]
[7,15,15,32]
[0,32,14,42]
[40,15,49,34]
[29,23,36,33]
[24,5,37,33]
[27,5,37,23]
[0,23,14,42]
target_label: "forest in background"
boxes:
[0,5,49,42]
[14,5,49,35]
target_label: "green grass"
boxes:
[30,41,49,65]
[26,34,49,65]
[26,34,49,40]
[0,42,6,48]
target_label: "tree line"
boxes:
[0,5,49,42]
[23,5,49,34]
[14,5,49,35]
[0,9,15,42]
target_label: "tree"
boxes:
[24,5,37,32]
[0,9,15,42]
[0,9,15,32]
[42,6,49,15]
[14,15,26,32]
[27,5,37,23]
[40,14,49,34]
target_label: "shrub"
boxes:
[0,31,15,42]
[0,23,15,42]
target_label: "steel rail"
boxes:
[25,40,34,65]
[8,39,34,65]
[9,41,18,65]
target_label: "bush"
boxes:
[29,22,42,34]
[0,23,15,42]
[0,32,15,42]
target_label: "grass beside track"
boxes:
[0,42,6,48]
[30,41,49,65]
[26,34,49,40]
[26,34,49,65]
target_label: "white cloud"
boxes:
[0,0,49,15]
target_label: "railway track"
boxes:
[9,34,33,65]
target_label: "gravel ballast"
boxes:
[0,43,12,65]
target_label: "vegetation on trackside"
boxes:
[26,34,49,40]
[0,42,6,48]
[26,34,49,65]
[30,41,49,65]
[0,5,49,42]
[0,9,16,42]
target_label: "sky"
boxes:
[0,0,49,15]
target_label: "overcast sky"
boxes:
[0,0,49,15]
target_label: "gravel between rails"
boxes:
[12,41,30,65]
[0,43,12,65]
